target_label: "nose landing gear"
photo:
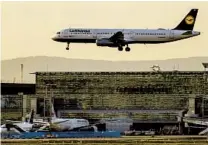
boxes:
[66,42,70,50]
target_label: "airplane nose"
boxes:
[51,36,56,40]
[52,35,59,41]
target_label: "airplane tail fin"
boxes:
[29,109,34,124]
[51,101,57,120]
[173,9,198,30]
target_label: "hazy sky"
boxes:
[1,1,208,61]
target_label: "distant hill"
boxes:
[1,56,208,83]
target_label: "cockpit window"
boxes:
[57,32,60,34]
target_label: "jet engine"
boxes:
[96,39,117,47]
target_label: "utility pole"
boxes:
[44,85,47,121]
[21,64,23,83]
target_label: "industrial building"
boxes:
[32,70,208,134]
[1,66,208,134]
[35,71,208,112]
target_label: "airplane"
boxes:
[39,102,90,131]
[52,9,200,52]
[0,110,47,133]
[0,104,90,133]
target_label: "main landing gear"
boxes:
[118,45,123,51]
[118,45,131,52]
[66,42,70,50]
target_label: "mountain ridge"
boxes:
[2,55,208,62]
[1,56,208,83]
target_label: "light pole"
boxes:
[44,85,48,121]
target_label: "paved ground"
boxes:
[1,136,208,145]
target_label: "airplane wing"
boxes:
[109,31,125,44]
[3,123,27,133]
[98,31,133,46]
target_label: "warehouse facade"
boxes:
[35,71,208,123]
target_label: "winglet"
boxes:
[173,9,198,30]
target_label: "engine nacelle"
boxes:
[96,39,117,47]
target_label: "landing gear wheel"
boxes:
[66,42,70,50]
[125,47,130,52]
[118,46,123,51]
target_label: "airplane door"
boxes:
[169,30,174,39]
[130,31,135,38]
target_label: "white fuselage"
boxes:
[48,104,90,131]
[51,118,89,131]
[52,28,200,46]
